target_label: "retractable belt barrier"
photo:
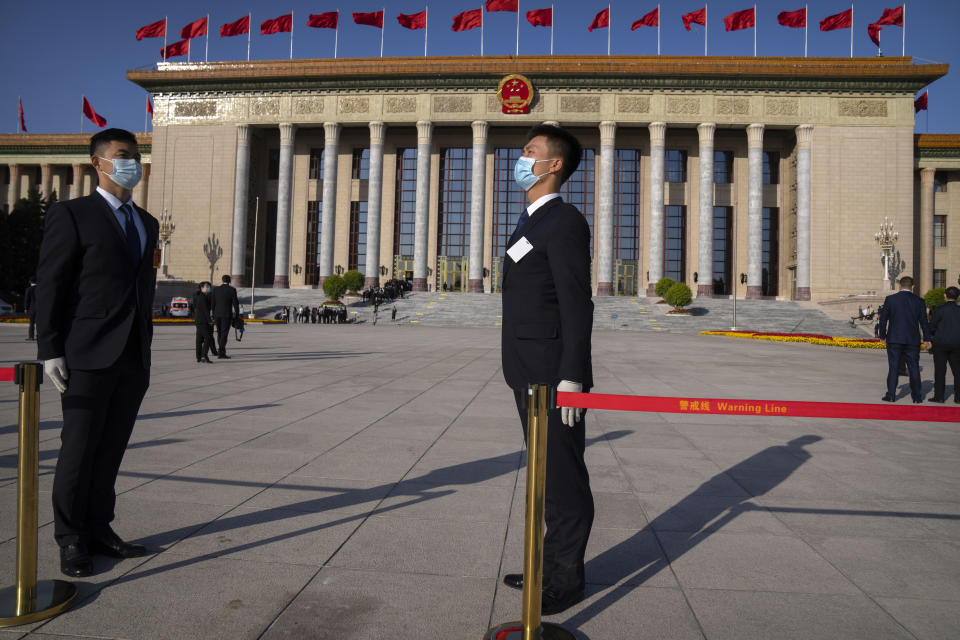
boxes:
[0,363,77,628]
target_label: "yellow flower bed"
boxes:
[701,330,884,349]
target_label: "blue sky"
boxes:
[1,0,954,134]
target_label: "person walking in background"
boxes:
[878,276,932,403]
[194,281,217,364]
[36,128,157,577]
[929,286,960,403]
[211,274,239,359]
[23,276,37,342]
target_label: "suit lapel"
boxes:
[502,197,563,286]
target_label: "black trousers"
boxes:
[932,343,960,400]
[513,387,594,593]
[28,311,37,340]
[195,323,216,359]
[53,322,150,546]
[214,317,232,356]
[886,343,922,401]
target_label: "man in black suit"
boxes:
[23,276,37,341]
[211,274,239,359]
[500,124,593,616]
[929,286,960,403]
[194,281,217,363]
[878,276,931,403]
[36,128,157,577]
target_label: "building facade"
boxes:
[2,55,956,301]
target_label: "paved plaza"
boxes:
[1,320,959,640]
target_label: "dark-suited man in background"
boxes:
[36,128,157,577]
[211,274,239,359]
[500,125,593,616]
[194,281,217,363]
[23,276,37,341]
[929,286,960,403]
[878,276,931,403]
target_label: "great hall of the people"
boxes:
[1,55,958,302]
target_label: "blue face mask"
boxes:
[513,156,556,192]
[98,156,142,190]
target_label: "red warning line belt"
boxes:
[557,391,960,424]
[0,367,14,383]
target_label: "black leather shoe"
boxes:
[90,530,147,559]
[913,398,923,404]
[881,395,894,402]
[60,543,93,577]
[503,574,523,590]
[202,357,213,363]
[541,588,584,616]
[218,354,231,359]
[930,397,946,403]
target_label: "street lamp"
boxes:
[874,217,899,290]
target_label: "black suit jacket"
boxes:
[930,301,960,345]
[23,284,36,312]
[501,197,593,389]
[211,284,239,319]
[36,193,159,370]
[878,290,931,344]
[193,292,213,326]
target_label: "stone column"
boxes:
[412,120,433,292]
[70,163,83,200]
[52,169,66,203]
[919,167,936,294]
[139,163,151,210]
[795,125,813,301]
[746,124,765,299]
[273,123,295,288]
[697,123,716,297]
[318,123,340,288]
[40,164,53,199]
[596,121,617,296]
[364,122,387,289]
[647,122,666,296]
[468,120,488,293]
[230,124,251,286]
[7,164,19,210]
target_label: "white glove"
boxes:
[557,380,583,427]
[44,357,69,394]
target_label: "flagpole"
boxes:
[144,100,147,133]
[481,5,484,56]
[205,14,210,62]
[850,2,854,58]
[658,4,661,55]
[187,34,191,62]
[754,4,757,56]
[607,3,611,55]
[902,3,905,56]
[516,0,520,56]
[425,5,429,57]
[335,10,340,58]
[804,4,808,57]
[247,12,252,61]
[290,10,294,60]
[80,96,83,134]
[705,3,708,56]
[550,4,554,55]
[163,16,168,62]
[18,96,21,134]
[380,6,385,57]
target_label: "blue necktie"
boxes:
[512,209,530,238]
[119,204,141,264]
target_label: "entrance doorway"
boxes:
[437,256,468,292]
[616,259,638,296]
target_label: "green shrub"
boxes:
[343,269,364,292]
[924,288,946,309]
[665,282,693,310]
[322,274,347,301]
[654,277,676,298]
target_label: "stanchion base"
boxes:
[0,580,77,628]
[483,621,577,639]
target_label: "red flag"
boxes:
[777,8,806,28]
[307,12,338,29]
[451,9,482,32]
[180,17,208,40]
[724,7,755,31]
[914,91,928,113]
[526,8,553,27]
[136,19,166,40]
[220,15,250,37]
[146,97,153,115]
[82,97,106,128]
[867,23,882,46]
[820,8,852,31]
[682,7,707,31]
[397,10,427,30]
[18,98,27,133]
[589,8,609,32]
[632,8,659,30]
[161,39,190,58]
[875,6,904,27]
[486,0,518,12]
[261,14,293,35]
[353,11,384,28]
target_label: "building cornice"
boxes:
[0,133,151,156]
[916,134,960,159]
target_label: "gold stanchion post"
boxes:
[484,384,575,640]
[0,362,77,628]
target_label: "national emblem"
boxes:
[497,74,534,114]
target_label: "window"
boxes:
[268,149,280,180]
[712,206,733,294]
[614,149,640,260]
[763,152,780,185]
[934,215,947,247]
[308,148,324,180]
[714,151,733,184]
[664,206,686,281]
[762,207,779,296]
[933,172,947,192]
[394,148,417,257]
[561,148,595,255]
[437,148,472,258]
[665,150,686,183]
[348,201,367,273]
[305,201,321,285]
[352,148,370,180]
[493,148,525,259]
[934,269,947,290]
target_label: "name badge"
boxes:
[507,236,534,263]
[153,248,162,269]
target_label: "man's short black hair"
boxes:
[526,124,582,185]
[198,281,212,289]
[89,128,138,157]
[899,276,914,289]
[221,275,231,284]
[945,286,959,300]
